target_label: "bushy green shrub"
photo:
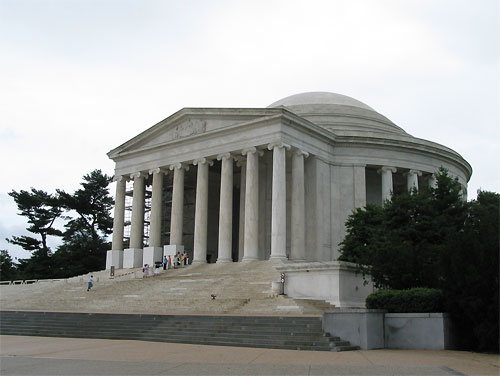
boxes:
[366,288,444,313]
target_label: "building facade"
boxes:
[106,92,472,270]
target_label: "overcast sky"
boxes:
[1,0,499,261]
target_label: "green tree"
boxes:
[53,169,114,277]
[339,168,499,352]
[339,168,465,289]
[6,189,63,279]
[441,190,499,352]
[0,250,18,281]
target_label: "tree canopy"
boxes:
[339,168,499,352]
[4,169,114,280]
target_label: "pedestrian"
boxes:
[167,255,172,270]
[181,253,185,266]
[87,275,93,291]
[143,264,149,278]
[163,255,167,270]
[173,254,177,269]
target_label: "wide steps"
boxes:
[0,311,358,352]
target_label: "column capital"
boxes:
[193,157,214,166]
[377,166,397,174]
[112,175,125,182]
[130,171,147,180]
[292,148,310,158]
[242,147,264,156]
[148,167,168,175]
[169,163,190,172]
[405,169,422,177]
[217,152,233,161]
[267,142,291,151]
[235,156,246,167]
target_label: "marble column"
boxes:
[406,169,421,192]
[192,158,212,263]
[129,172,146,249]
[169,163,186,246]
[242,147,262,261]
[111,176,126,251]
[143,168,164,267]
[237,159,246,261]
[428,174,437,189]
[378,166,397,205]
[148,168,164,248]
[291,149,308,261]
[217,153,234,263]
[269,142,290,260]
[107,175,126,269]
[123,171,146,268]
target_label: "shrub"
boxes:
[366,288,444,313]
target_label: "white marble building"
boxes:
[106,92,472,272]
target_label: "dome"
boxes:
[268,92,375,111]
[268,91,408,136]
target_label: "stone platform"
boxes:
[0,260,334,315]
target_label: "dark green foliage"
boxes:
[440,190,499,352]
[0,250,18,281]
[366,288,444,313]
[6,189,63,279]
[6,169,114,280]
[339,168,499,352]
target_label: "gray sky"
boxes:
[1,0,499,261]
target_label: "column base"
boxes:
[106,250,124,270]
[143,246,163,266]
[216,258,233,263]
[242,257,260,262]
[270,255,288,260]
[192,259,207,265]
[163,244,184,258]
[123,248,144,268]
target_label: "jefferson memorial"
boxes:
[106,92,472,273]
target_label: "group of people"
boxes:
[162,252,189,270]
[141,252,189,278]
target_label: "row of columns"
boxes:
[378,166,431,204]
[111,143,309,264]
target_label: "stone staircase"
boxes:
[0,260,336,315]
[0,311,358,351]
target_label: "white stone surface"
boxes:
[169,164,185,246]
[123,248,144,268]
[148,169,164,248]
[242,148,260,261]
[217,153,233,263]
[142,246,163,266]
[111,177,126,251]
[278,262,375,308]
[129,173,145,249]
[163,244,184,258]
[105,250,123,270]
[269,143,288,259]
[193,158,210,263]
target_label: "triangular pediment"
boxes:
[108,108,282,159]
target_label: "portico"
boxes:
[106,92,472,270]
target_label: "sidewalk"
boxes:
[1,335,498,375]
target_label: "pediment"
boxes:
[108,108,280,159]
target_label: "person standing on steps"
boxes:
[163,255,167,270]
[87,275,93,291]
[167,255,172,270]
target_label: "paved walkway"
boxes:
[1,335,498,375]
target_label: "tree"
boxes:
[0,250,18,281]
[339,168,466,289]
[6,189,63,279]
[339,168,499,352]
[441,190,499,352]
[53,169,114,277]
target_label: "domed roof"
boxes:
[268,92,375,111]
[268,91,408,136]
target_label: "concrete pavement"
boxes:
[1,335,498,375]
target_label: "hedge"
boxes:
[366,288,444,313]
